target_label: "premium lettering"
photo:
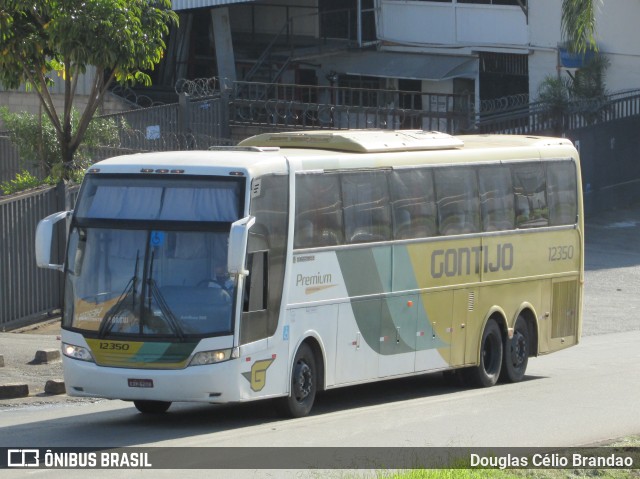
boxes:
[296,272,332,287]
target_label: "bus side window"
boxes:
[512,164,549,228]
[478,166,515,232]
[244,251,268,312]
[342,171,392,244]
[547,161,578,225]
[390,169,437,239]
[294,173,343,249]
[434,167,480,235]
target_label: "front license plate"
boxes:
[128,378,154,388]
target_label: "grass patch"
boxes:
[374,468,638,479]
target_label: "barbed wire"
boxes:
[175,77,229,98]
[110,85,165,108]
[479,94,530,114]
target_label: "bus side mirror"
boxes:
[228,216,255,277]
[35,210,71,271]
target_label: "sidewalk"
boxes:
[0,320,99,408]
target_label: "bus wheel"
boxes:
[464,319,503,388]
[277,343,317,418]
[133,400,171,414]
[500,316,529,383]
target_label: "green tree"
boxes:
[537,54,609,133]
[537,76,572,135]
[0,106,120,182]
[0,0,177,178]
[561,0,600,54]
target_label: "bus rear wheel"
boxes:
[133,400,172,414]
[500,316,529,383]
[464,319,503,388]
[276,343,317,418]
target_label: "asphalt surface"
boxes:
[1,204,640,409]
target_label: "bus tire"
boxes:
[500,316,529,383]
[464,319,503,388]
[276,343,317,418]
[133,400,171,414]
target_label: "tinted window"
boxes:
[478,166,515,231]
[294,173,344,248]
[512,164,548,228]
[342,171,392,244]
[435,167,480,235]
[242,175,288,344]
[76,176,242,222]
[547,161,577,225]
[390,169,437,239]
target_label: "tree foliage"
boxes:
[537,54,610,133]
[1,170,53,196]
[0,0,177,177]
[561,0,600,54]
[0,106,120,182]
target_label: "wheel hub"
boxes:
[510,331,527,367]
[293,361,312,401]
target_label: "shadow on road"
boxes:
[1,372,546,448]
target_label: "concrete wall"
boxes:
[594,1,640,93]
[528,0,640,100]
[377,1,527,46]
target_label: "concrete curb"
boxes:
[44,379,66,395]
[0,383,29,399]
[32,349,61,364]
[0,333,66,401]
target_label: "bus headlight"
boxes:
[62,342,94,362]
[189,348,233,366]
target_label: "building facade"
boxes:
[3,1,640,128]
[163,0,640,114]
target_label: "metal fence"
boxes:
[95,96,232,151]
[0,184,78,329]
[477,89,640,135]
[229,81,473,134]
[0,135,40,184]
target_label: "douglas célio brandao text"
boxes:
[470,452,635,469]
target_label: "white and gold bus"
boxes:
[36,130,583,417]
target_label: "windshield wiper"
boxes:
[147,279,185,341]
[146,250,185,341]
[98,251,140,338]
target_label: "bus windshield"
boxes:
[63,175,244,339]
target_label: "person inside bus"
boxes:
[213,264,234,292]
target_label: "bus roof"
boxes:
[86,149,289,177]
[87,131,577,177]
[239,130,464,152]
[238,130,575,153]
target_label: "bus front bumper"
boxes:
[62,356,242,403]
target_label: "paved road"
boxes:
[582,206,640,336]
[2,330,639,449]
